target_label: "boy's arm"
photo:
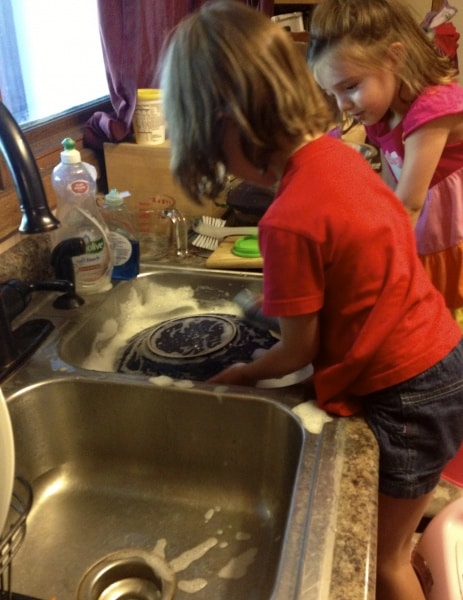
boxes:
[208,312,319,386]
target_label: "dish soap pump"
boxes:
[51,138,113,294]
[101,189,140,280]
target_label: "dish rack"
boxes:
[0,477,33,600]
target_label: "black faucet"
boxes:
[0,101,61,380]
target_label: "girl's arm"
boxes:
[396,115,456,226]
[208,312,319,386]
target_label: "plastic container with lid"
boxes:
[132,89,165,145]
[51,137,113,294]
[101,189,140,280]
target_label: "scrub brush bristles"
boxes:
[191,216,227,251]
[191,216,259,251]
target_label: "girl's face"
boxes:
[313,48,402,126]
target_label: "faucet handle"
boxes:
[50,238,85,309]
[51,238,86,281]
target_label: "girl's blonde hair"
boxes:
[308,0,457,100]
[160,0,332,202]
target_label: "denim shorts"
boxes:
[362,338,463,499]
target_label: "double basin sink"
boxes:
[1,266,352,600]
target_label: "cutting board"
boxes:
[205,236,264,270]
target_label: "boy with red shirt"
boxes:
[160,3,463,598]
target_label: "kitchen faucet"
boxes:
[0,100,61,380]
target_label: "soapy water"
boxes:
[82,283,244,372]
[82,280,314,386]
[150,509,259,596]
[292,400,333,434]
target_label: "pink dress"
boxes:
[366,83,463,309]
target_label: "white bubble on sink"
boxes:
[170,537,219,573]
[173,379,195,389]
[148,375,175,386]
[150,511,262,595]
[204,505,221,523]
[177,578,208,593]
[218,547,258,579]
[153,537,168,558]
[292,400,333,435]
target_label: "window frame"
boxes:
[0,96,112,241]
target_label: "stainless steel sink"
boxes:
[0,266,356,600]
[6,376,332,600]
[59,268,266,376]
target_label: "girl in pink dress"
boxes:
[308,0,463,323]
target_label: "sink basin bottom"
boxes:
[6,378,307,600]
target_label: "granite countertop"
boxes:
[1,235,460,600]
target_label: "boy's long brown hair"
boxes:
[160,0,332,202]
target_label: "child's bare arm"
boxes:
[208,312,319,386]
[397,115,455,225]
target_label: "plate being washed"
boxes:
[117,313,278,381]
[147,315,237,359]
[0,388,14,538]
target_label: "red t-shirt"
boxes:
[259,135,461,416]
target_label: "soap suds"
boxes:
[292,400,333,434]
[152,538,167,558]
[150,510,260,594]
[170,537,218,573]
[173,379,195,389]
[149,375,175,387]
[204,506,221,523]
[82,282,240,372]
[218,547,258,579]
[177,578,208,593]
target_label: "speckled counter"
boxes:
[0,234,54,281]
[328,418,378,600]
[0,236,460,600]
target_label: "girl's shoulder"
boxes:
[404,83,463,136]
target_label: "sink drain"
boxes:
[77,549,176,600]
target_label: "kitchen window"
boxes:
[0,0,108,125]
[0,0,111,243]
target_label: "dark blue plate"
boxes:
[117,313,277,380]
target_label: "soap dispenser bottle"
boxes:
[51,138,113,294]
[101,189,140,280]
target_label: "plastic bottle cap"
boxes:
[137,89,162,101]
[232,235,261,258]
[60,137,81,164]
[104,189,124,207]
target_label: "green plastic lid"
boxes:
[232,235,261,258]
[60,137,81,164]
